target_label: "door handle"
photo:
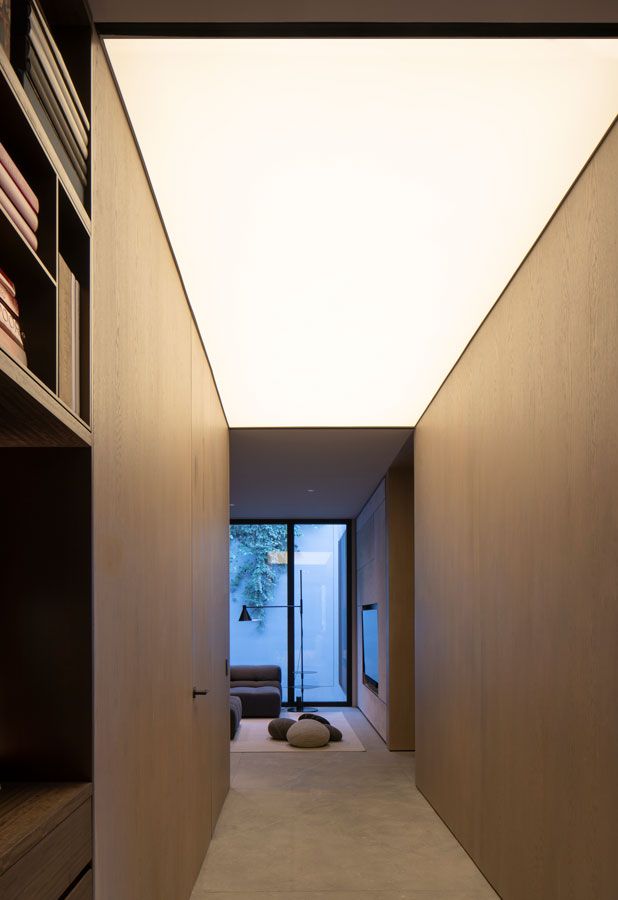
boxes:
[192,688,209,698]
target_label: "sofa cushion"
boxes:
[231,685,281,718]
[230,664,281,684]
[230,695,242,739]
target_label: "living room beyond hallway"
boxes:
[190,708,496,899]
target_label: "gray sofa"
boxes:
[230,694,242,738]
[230,664,282,718]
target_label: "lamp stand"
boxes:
[239,569,317,713]
[288,570,317,713]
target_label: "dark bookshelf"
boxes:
[0,3,93,897]
[0,0,91,444]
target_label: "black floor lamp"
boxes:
[239,569,314,712]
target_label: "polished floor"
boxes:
[191,708,498,900]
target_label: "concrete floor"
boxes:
[191,708,498,900]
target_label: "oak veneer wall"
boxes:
[415,119,618,900]
[356,481,388,740]
[91,40,229,900]
[356,462,414,750]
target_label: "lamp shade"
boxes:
[239,604,252,622]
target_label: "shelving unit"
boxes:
[0,0,92,444]
[0,2,94,898]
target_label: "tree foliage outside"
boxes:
[230,524,297,629]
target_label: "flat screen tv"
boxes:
[361,604,379,692]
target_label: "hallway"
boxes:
[191,709,497,899]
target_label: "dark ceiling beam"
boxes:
[97,23,618,37]
[90,1,618,24]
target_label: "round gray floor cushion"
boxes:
[299,713,331,726]
[286,719,330,748]
[268,717,296,741]
[299,713,342,742]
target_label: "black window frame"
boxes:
[230,518,353,707]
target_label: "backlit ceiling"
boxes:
[106,38,618,426]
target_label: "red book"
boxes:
[0,323,27,367]
[0,183,39,252]
[0,280,19,318]
[0,161,38,232]
[0,143,39,215]
[0,267,15,296]
[0,299,24,348]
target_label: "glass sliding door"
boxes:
[229,523,289,703]
[293,523,348,704]
[230,521,351,706]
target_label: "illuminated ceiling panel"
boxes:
[106,39,618,426]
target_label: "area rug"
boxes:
[231,712,365,752]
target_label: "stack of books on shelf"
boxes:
[0,138,35,367]
[13,0,89,199]
[0,266,27,367]
[0,141,40,251]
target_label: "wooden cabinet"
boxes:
[0,784,92,900]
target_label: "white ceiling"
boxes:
[106,38,618,426]
[229,428,412,519]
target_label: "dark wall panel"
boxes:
[415,120,618,899]
[0,448,91,780]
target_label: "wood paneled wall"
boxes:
[386,465,414,750]
[92,41,229,900]
[356,480,389,740]
[415,120,618,899]
[190,323,230,829]
[356,464,414,750]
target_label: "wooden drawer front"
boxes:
[66,868,93,900]
[0,799,91,900]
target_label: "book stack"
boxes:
[13,0,89,199]
[0,267,27,367]
[0,141,40,251]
